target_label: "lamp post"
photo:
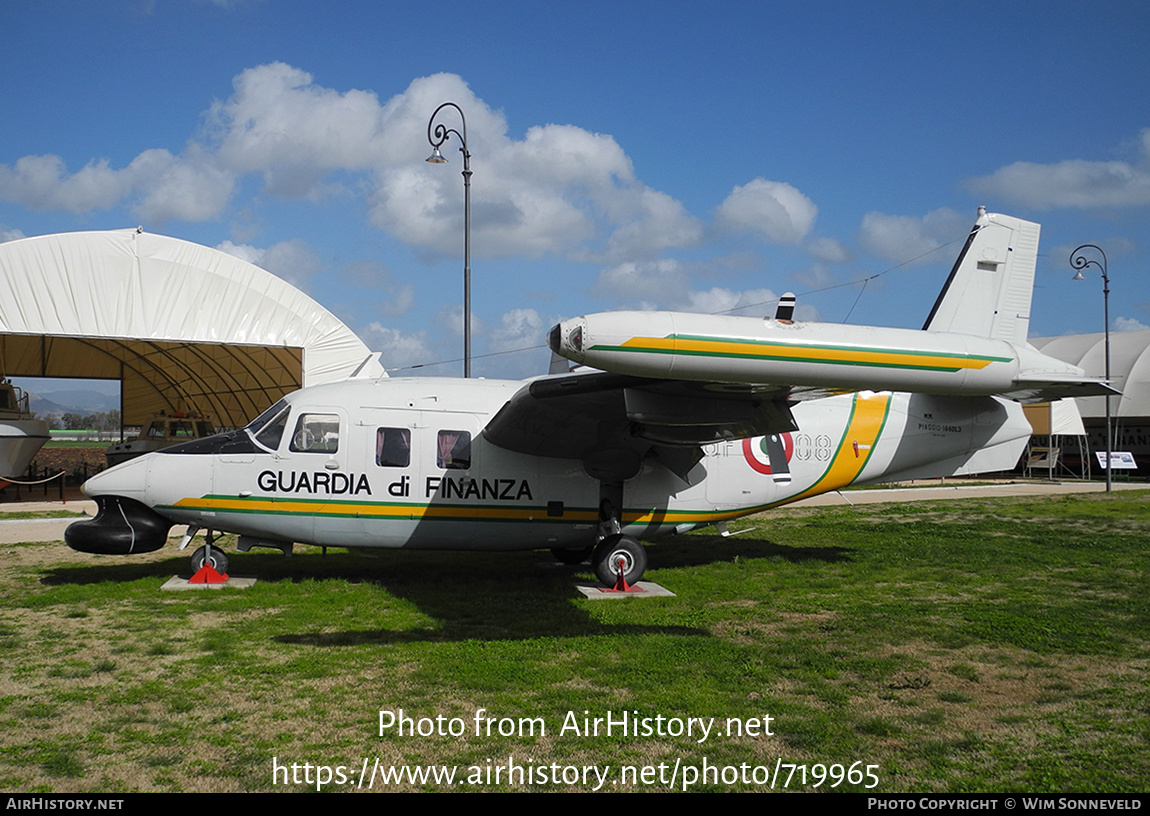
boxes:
[1070,244,1111,492]
[426,102,472,378]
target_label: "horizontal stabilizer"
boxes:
[1000,375,1118,403]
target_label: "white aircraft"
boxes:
[66,209,1114,586]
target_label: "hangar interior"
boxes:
[1021,400,1090,479]
[0,228,383,429]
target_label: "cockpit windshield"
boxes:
[246,399,291,451]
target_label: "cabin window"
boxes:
[290,413,340,453]
[376,427,411,467]
[437,430,471,470]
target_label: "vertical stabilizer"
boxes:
[922,208,1040,345]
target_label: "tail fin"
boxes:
[922,207,1040,345]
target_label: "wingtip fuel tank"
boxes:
[548,211,1113,403]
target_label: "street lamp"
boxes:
[426,102,472,378]
[1070,244,1112,492]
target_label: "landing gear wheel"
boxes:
[592,534,646,586]
[551,546,593,565]
[191,544,228,575]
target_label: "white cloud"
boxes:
[131,149,235,223]
[594,258,691,307]
[790,262,837,290]
[589,266,822,321]
[363,308,548,380]
[0,224,26,243]
[859,207,970,264]
[207,62,386,189]
[0,154,132,212]
[600,187,704,261]
[215,240,263,265]
[359,322,436,372]
[807,235,850,263]
[669,287,818,321]
[681,287,778,315]
[0,64,815,268]
[380,285,415,318]
[0,148,233,224]
[215,237,323,289]
[336,260,414,317]
[967,128,1150,209]
[481,308,553,379]
[368,103,650,260]
[259,240,324,289]
[515,123,634,189]
[363,76,636,259]
[715,178,817,244]
[1114,316,1150,332]
[1049,236,1138,272]
[435,304,484,340]
[488,308,546,353]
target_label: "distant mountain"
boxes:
[26,390,120,417]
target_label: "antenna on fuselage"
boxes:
[773,292,796,323]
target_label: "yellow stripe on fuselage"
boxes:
[169,495,602,523]
[612,335,999,372]
[778,391,892,506]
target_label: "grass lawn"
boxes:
[1,491,1147,792]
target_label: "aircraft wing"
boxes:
[482,368,802,479]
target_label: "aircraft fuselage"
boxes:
[73,376,1032,555]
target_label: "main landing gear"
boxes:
[591,533,646,586]
[551,536,648,586]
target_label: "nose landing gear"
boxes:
[190,542,229,576]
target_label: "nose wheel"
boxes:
[592,534,646,586]
[190,534,229,576]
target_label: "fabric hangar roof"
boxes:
[0,228,383,427]
[1032,329,1150,420]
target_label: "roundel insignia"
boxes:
[742,433,794,475]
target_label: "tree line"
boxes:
[42,409,122,432]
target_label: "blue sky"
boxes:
[3,0,1149,382]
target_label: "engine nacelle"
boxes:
[66,495,172,555]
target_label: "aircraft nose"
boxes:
[81,455,151,503]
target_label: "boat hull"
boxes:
[0,418,50,479]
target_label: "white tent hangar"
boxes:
[1032,330,1150,422]
[1032,330,1150,476]
[0,229,384,428]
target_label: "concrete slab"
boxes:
[160,576,257,591]
[575,581,675,599]
[0,508,204,545]
[0,516,88,545]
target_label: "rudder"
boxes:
[922,207,1040,345]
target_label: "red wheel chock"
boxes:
[190,564,229,584]
[600,556,644,593]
